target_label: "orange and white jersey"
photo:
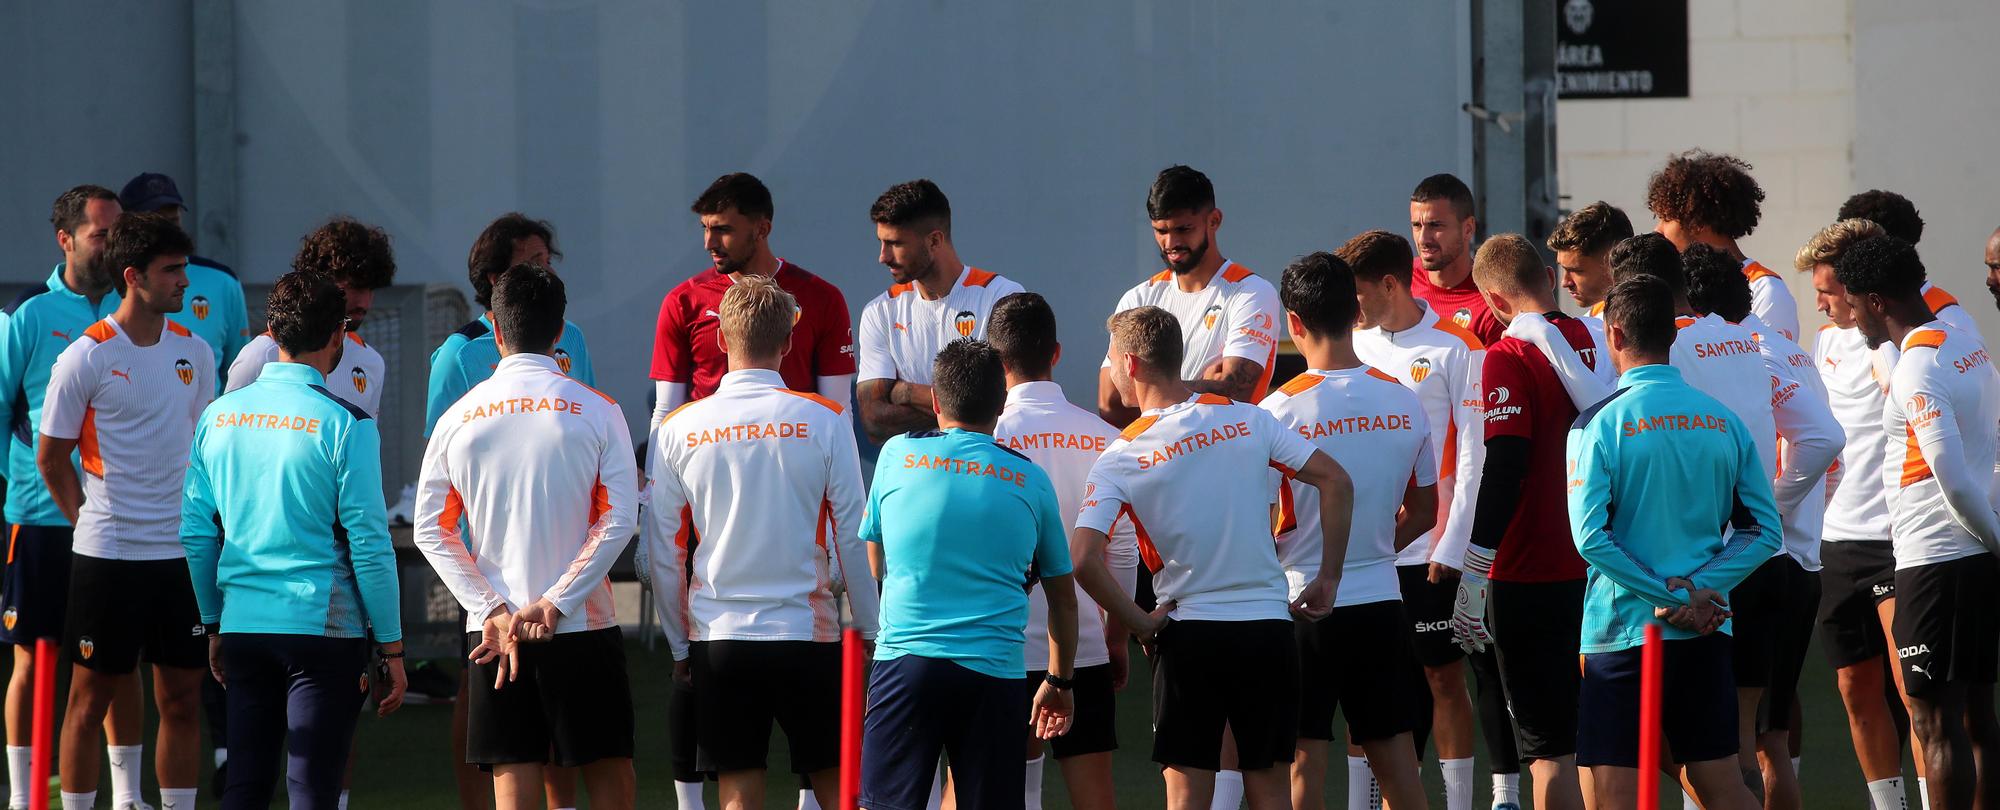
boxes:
[1921,281,1984,341]
[646,369,877,660]
[1816,324,1894,543]
[855,266,1025,385]
[1352,301,1485,568]
[1075,393,1319,622]
[227,331,384,417]
[40,318,214,560]
[1744,259,1802,341]
[1106,261,1282,399]
[1883,322,2000,568]
[414,353,638,634]
[995,380,1138,671]
[1261,368,1437,607]
[1672,313,1778,481]
[1744,314,1844,571]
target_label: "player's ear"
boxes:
[1208,207,1223,231]
[715,328,729,355]
[929,388,942,416]
[1606,322,1626,355]
[1286,310,1306,338]
[1050,342,1062,368]
[491,321,508,354]
[755,217,772,243]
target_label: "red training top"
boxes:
[1409,258,1504,346]
[650,259,856,400]
[1479,316,1594,582]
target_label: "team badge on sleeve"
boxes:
[2,608,15,631]
[954,311,977,338]
[1410,357,1433,383]
[554,348,573,374]
[352,367,369,393]
[78,637,95,660]
[191,295,211,320]
[175,358,195,385]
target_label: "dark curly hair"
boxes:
[292,217,396,290]
[1645,150,1763,239]
[102,212,193,296]
[265,271,348,357]
[467,213,559,309]
[1682,244,1753,322]
[1834,236,1926,300]
[1837,190,1924,245]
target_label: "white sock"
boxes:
[926,766,945,810]
[1867,776,1907,809]
[1918,777,1931,809]
[1211,769,1244,810]
[798,787,823,810]
[1792,755,1802,776]
[161,787,198,809]
[7,746,31,808]
[59,792,95,810]
[1440,758,1473,810]
[107,744,143,806]
[1024,755,1046,810]
[338,789,349,810]
[1347,756,1378,810]
[213,748,228,769]
[1492,771,1521,807]
[1684,791,1701,810]
[675,780,706,810]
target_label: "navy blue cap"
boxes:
[119,172,185,213]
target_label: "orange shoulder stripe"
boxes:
[661,400,698,425]
[1902,330,1948,351]
[1194,393,1232,406]
[1221,262,1254,283]
[1366,367,1401,384]
[962,267,997,288]
[1118,415,1160,442]
[345,331,367,347]
[165,320,191,337]
[575,381,618,405]
[1675,316,1697,330]
[1924,285,1960,314]
[1818,322,1837,332]
[1432,318,1485,350]
[1743,262,1779,283]
[83,320,116,342]
[887,282,914,299]
[777,388,845,415]
[1147,269,1173,283]
[1276,373,1325,397]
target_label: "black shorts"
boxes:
[1577,633,1737,768]
[1817,540,1897,668]
[1489,578,1584,759]
[1296,600,1420,744]
[1022,664,1117,758]
[691,640,841,774]
[63,554,206,673]
[1397,564,1462,667]
[0,525,72,646]
[1732,555,1817,711]
[1893,555,2000,698]
[862,655,1025,810]
[466,627,635,767]
[1152,619,1298,771]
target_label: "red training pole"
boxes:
[29,637,56,810]
[1636,623,1664,810]
[840,626,865,810]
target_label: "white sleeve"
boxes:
[193,350,218,420]
[1220,282,1282,365]
[38,344,93,440]
[1503,313,1611,410]
[1767,357,1843,516]
[1897,364,2000,552]
[1935,304,1984,339]
[1430,347,1484,567]
[855,298,897,383]
[645,435,694,661]
[1074,459,1129,536]
[1750,276,1802,342]
[410,424,508,620]
[223,341,268,393]
[816,375,854,414]
[542,406,639,617]
[825,414,879,638]
[651,381,688,433]
[1261,407,1320,474]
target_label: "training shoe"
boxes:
[117,801,157,810]
[402,659,459,705]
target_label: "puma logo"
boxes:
[109,370,132,384]
[703,309,721,319]
[1910,662,1934,679]
[51,330,70,341]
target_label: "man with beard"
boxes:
[856,179,1024,444]
[1409,174,1504,346]
[0,185,131,810]
[225,218,395,418]
[117,172,250,394]
[651,173,855,431]
[1097,166,1281,428]
[1986,227,2000,312]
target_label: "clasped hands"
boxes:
[1654,577,1729,635]
[468,598,562,688]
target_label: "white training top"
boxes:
[1075,393,1319,622]
[1105,261,1283,398]
[1883,322,2000,569]
[1744,260,1802,342]
[855,266,1025,385]
[413,353,638,634]
[1673,313,1778,481]
[228,331,384,418]
[1816,324,1895,543]
[645,369,878,661]
[1744,314,1843,571]
[1261,367,1438,606]
[41,318,214,560]
[995,380,1138,671]
[1352,302,1485,568]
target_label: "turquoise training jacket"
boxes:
[0,266,120,527]
[181,361,401,641]
[1566,363,1781,654]
[424,314,594,436]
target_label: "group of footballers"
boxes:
[0,150,1997,810]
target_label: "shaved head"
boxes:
[1985,226,2000,309]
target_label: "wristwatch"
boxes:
[1043,672,1074,690]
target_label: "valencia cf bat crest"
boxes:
[1410,357,1433,383]
[352,367,369,393]
[1203,304,1223,330]
[191,295,211,320]
[175,358,195,385]
[554,348,573,374]
[954,311,976,338]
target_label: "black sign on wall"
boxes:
[1556,0,1690,99]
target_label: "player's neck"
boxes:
[1427,254,1473,289]
[1173,251,1228,293]
[1378,293,1426,333]
[725,353,783,374]
[936,415,996,435]
[1691,233,1746,263]
[913,250,964,300]
[1675,297,1697,317]
[1884,305,1940,347]
[739,250,780,278]
[110,301,166,347]
[1003,372,1053,391]
[60,259,111,305]
[1133,376,1194,412]
[279,344,341,377]
[1298,334,1362,372]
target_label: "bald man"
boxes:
[1983,226,2000,311]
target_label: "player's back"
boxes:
[1672,314,1776,476]
[1884,322,2000,567]
[427,315,593,433]
[1262,368,1435,605]
[425,353,633,632]
[656,370,863,640]
[1481,317,1596,581]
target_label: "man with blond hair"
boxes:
[648,274,878,810]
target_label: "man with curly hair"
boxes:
[1645,150,1802,341]
[1834,190,1982,340]
[225,218,397,417]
